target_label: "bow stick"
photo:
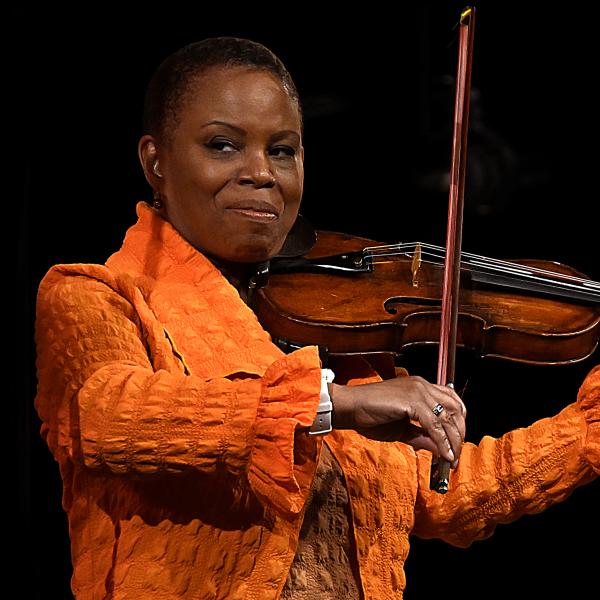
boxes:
[430,6,476,493]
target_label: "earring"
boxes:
[152,190,163,210]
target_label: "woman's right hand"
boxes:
[330,376,466,468]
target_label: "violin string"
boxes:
[374,251,600,295]
[364,242,581,282]
[363,243,600,289]
[367,254,599,297]
[363,246,600,297]
[366,242,598,286]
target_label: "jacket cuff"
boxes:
[577,365,600,473]
[248,345,323,516]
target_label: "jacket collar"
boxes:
[105,201,223,288]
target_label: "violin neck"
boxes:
[465,259,600,304]
[394,242,600,305]
[268,242,600,305]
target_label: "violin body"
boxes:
[253,231,600,366]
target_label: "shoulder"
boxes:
[40,262,117,285]
[34,262,150,349]
[35,262,139,324]
[38,262,119,301]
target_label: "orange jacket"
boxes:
[35,202,599,599]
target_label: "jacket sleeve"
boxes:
[34,266,322,516]
[412,365,599,546]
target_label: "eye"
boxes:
[269,145,296,158]
[207,137,238,153]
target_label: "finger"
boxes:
[437,408,465,461]
[432,384,466,417]
[432,403,465,461]
[459,396,467,417]
[417,404,456,463]
[439,402,466,445]
[429,388,467,443]
[401,423,441,455]
[355,420,417,444]
[359,421,442,456]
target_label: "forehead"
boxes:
[178,66,301,131]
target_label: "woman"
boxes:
[34,37,599,600]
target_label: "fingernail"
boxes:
[448,448,455,461]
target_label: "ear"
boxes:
[138,135,163,188]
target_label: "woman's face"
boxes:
[144,66,304,263]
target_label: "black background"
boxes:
[15,2,599,598]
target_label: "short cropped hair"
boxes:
[142,37,301,144]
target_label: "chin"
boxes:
[231,247,275,263]
[229,240,281,263]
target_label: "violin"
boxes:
[252,230,600,366]
[252,5,600,494]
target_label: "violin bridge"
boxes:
[411,243,422,287]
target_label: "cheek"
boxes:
[190,162,230,197]
[165,164,229,238]
[170,149,230,198]
[281,167,304,208]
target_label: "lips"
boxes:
[225,200,281,221]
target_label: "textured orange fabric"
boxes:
[34,202,599,599]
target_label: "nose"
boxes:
[238,151,276,189]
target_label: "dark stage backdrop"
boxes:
[16,3,599,599]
